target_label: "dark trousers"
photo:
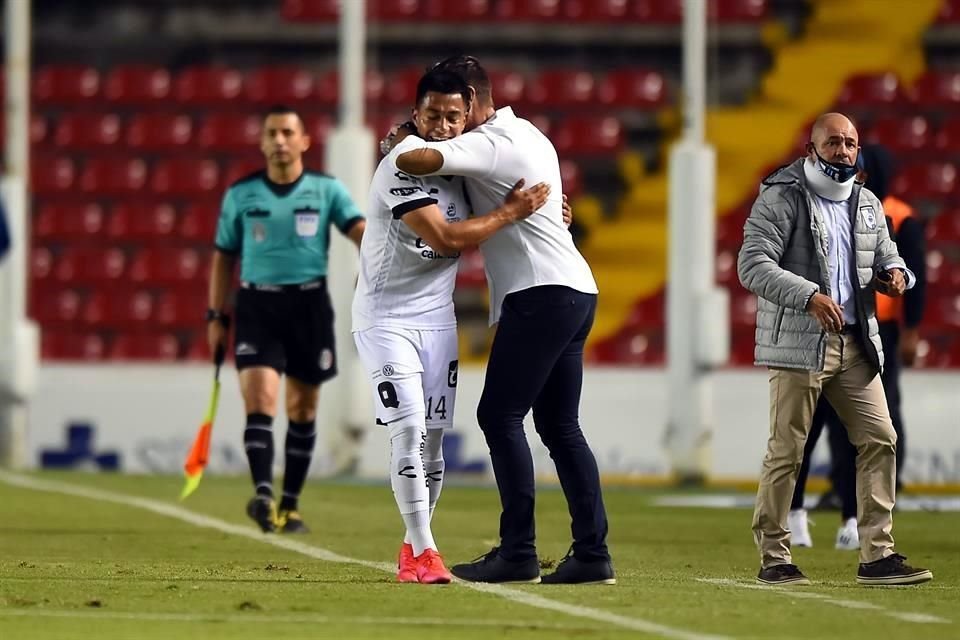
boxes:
[878,321,904,490]
[476,285,609,562]
[791,400,858,520]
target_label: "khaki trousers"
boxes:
[752,332,897,567]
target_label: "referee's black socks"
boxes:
[244,413,274,498]
[280,419,317,511]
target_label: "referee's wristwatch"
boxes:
[205,308,230,325]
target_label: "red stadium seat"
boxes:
[912,71,960,109]
[730,290,758,329]
[633,0,682,22]
[597,69,667,109]
[110,333,180,360]
[455,248,486,289]
[179,201,222,243]
[527,113,552,137]
[126,113,194,151]
[588,328,665,365]
[107,202,179,244]
[553,116,624,155]
[836,72,909,109]
[864,115,931,155]
[564,0,632,22]
[305,112,335,144]
[174,67,244,105]
[31,155,76,194]
[729,327,757,366]
[53,113,123,150]
[527,69,596,108]
[33,65,100,104]
[185,330,215,361]
[934,117,960,155]
[156,290,208,329]
[925,249,960,291]
[30,246,55,284]
[41,331,107,361]
[716,249,739,287]
[104,65,172,104]
[128,247,205,285]
[245,67,316,104]
[488,70,528,107]
[0,113,49,147]
[496,0,564,21]
[423,0,490,21]
[892,162,959,201]
[623,292,665,330]
[79,156,148,194]
[315,69,387,105]
[559,159,583,196]
[197,113,262,151]
[223,155,266,186]
[926,210,960,245]
[54,248,127,284]
[936,0,960,23]
[383,67,425,106]
[150,158,220,195]
[82,289,156,329]
[33,202,106,243]
[31,287,84,326]
[281,0,338,21]
[714,0,767,22]
[370,0,421,21]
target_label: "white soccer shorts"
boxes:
[353,326,459,429]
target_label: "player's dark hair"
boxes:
[431,55,492,105]
[263,104,305,132]
[415,69,472,108]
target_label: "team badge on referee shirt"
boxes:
[860,205,877,229]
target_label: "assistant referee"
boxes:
[207,105,365,533]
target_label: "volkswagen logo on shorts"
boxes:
[382,364,395,377]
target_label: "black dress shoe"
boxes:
[450,547,541,584]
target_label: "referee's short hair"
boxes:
[263,104,305,132]
[415,70,472,108]
[431,55,491,104]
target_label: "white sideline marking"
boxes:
[0,472,729,640]
[0,609,609,630]
[697,578,951,624]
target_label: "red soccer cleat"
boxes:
[397,542,418,583]
[415,548,452,585]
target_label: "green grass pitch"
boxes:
[1,472,957,639]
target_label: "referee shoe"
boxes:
[246,495,278,533]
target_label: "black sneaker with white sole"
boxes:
[756,563,811,586]
[540,551,616,585]
[857,553,933,586]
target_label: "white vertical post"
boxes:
[0,0,38,469]
[319,0,376,475]
[664,0,727,483]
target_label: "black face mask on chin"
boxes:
[812,147,859,183]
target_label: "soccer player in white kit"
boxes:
[352,69,551,584]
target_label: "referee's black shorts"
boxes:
[233,279,337,386]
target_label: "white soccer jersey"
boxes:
[400,107,598,325]
[352,138,470,332]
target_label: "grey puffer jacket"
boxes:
[736,158,906,372]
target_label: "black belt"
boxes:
[840,324,858,335]
[241,278,326,292]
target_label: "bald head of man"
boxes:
[807,112,860,181]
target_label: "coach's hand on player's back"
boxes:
[503,179,551,222]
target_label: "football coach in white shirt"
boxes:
[394,55,614,585]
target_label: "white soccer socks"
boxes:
[389,414,436,556]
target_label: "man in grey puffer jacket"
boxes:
[738,112,932,587]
